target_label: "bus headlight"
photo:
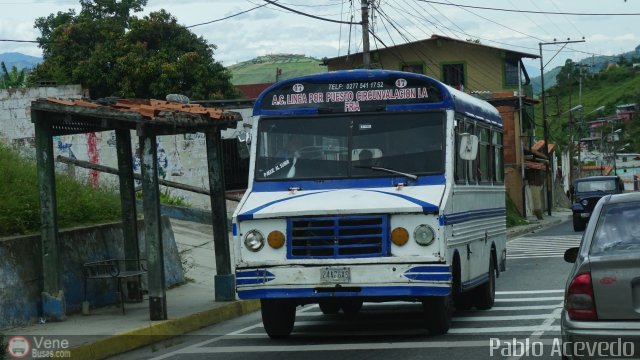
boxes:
[414,225,435,246]
[244,230,265,252]
[267,230,285,249]
[581,199,588,206]
[391,227,409,246]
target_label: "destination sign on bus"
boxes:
[261,77,443,113]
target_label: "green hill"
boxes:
[537,63,640,153]
[228,54,327,85]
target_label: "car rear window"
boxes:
[590,202,640,255]
[576,179,616,192]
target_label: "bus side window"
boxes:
[493,131,504,183]
[466,121,477,184]
[478,126,491,184]
[454,120,466,184]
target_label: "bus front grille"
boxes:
[287,215,389,259]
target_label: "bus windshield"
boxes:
[255,111,445,181]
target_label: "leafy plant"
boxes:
[0,61,27,89]
[0,144,122,236]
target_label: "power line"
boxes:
[262,0,361,25]
[0,39,39,43]
[186,4,269,28]
[416,1,640,16]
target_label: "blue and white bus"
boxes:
[232,69,506,338]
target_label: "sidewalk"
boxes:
[4,218,259,360]
[506,207,572,239]
[4,209,572,359]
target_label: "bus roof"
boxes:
[253,69,502,127]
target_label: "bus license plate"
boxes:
[320,267,351,283]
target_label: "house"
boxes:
[323,34,544,216]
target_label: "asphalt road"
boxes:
[113,221,580,360]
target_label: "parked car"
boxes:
[562,192,640,359]
[570,176,625,231]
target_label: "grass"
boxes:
[0,144,122,236]
[228,55,327,85]
[506,194,529,228]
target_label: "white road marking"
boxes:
[171,340,491,354]
[494,296,563,302]
[496,289,563,295]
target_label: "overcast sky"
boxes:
[1,0,639,73]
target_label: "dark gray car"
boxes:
[562,192,640,359]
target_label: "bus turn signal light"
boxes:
[391,227,409,246]
[268,230,285,249]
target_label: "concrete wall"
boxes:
[0,216,184,329]
[0,86,252,210]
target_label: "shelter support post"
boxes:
[206,128,235,301]
[33,110,66,321]
[140,135,167,320]
[116,129,142,301]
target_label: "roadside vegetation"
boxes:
[537,59,640,155]
[506,194,528,228]
[0,144,122,237]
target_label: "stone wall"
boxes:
[0,216,183,329]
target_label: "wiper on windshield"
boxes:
[353,165,418,180]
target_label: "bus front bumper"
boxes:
[235,263,451,300]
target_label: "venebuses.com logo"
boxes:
[4,335,71,359]
[6,336,30,359]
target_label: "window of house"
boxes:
[442,63,465,90]
[505,57,520,87]
[401,63,424,74]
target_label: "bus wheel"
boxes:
[474,257,496,310]
[318,300,341,314]
[423,296,452,335]
[340,299,363,314]
[261,299,296,338]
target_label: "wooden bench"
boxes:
[83,259,147,314]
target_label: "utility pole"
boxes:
[361,0,371,68]
[539,38,585,216]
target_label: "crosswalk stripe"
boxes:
[494,296,563,302]
[496,289,563,295]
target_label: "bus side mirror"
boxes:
[237,130,251,145]
[459,133,478,161]
[236,130,251,159]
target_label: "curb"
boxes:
[69,299,260,360]
[507,214,571,240]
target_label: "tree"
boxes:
[29,0,238,100]
[555,59,580,89]
[0,62,27,89]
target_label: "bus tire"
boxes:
[261,299,296,338]
[423,296,452,335]
[340,299,363,314]
[474,257,496,310]
[452,258,473,310]
[318,300,341,314]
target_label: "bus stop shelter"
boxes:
[32,98,239,321]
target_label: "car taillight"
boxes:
[565,272,597,321]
